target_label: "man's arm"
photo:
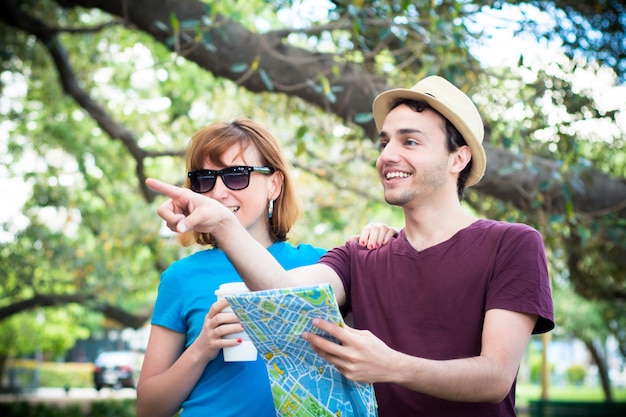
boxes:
[304,308,536,403]
[145,178,346,301]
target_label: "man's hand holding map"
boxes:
[225,284,378,417]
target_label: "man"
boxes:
[146,75,554,416]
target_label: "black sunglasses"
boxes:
[188,165,274,193]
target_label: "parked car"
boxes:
[93,350,143,390]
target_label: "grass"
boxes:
[5,360,93,390]
[516,383,626,407]
[7,361,626,410]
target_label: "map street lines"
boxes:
[226,284,378,417]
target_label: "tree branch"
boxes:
[0,294,150,328]
[41,0,625,228]
[2,0,625,302]
[477,145,626,223]
[0,0,157,201]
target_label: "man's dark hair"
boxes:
[389,98,472,199]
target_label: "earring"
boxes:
[268,200,274,219]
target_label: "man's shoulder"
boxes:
[473,219,540,235]
[469,219,544,252]
[324,233,407,259]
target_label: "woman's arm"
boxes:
[136,300,246,417]
[136,326,196,417]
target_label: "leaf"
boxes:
[179,19,200,30]
[497,165,519,176]
[169,13,180,32]
[353,113,373,124]
[259,69,274,91]
[538,180,552,192]
[318,74,331,95]
[296,125,308,139]
[230,63,249,73]
[202,33,217,52]
[548,214,565,224]
[154,20,169,32]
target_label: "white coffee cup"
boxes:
[214,282,258,362]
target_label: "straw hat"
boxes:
[372,76,486,187]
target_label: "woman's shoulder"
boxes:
[163,248,225,273]
[273,240,326,253]
[270,241,327,265]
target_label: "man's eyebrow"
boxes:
[399,128,422,135]
[378,128,422,139]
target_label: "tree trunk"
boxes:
[583,338,613,402]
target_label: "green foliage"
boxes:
[0,399,136,417]
[528,354,543,385]
[0,0,625,395]
[517,383,626,404]
[0,401,82,417]
[526,340,553,384]
[513,0,626,82]
[566,364,587,386]
[0,309,91,360]
[6,361,92,389]
[89,399,137,417]
[470,52,626,365]
[552,281,610,343]
[42,364,92,389]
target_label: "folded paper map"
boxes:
[225,283,378,417]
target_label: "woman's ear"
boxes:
[269,170,283,200]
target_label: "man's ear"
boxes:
[451,145,472,175]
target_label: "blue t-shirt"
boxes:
[152,241,325,417]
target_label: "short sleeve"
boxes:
[487,225,554,334]
[151,263,186,333]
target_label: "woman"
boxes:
[137,118,395,417]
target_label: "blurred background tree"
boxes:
[1,0,624,396]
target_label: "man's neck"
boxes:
[402,202,476,252]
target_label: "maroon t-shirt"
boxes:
[320,219,554,417]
